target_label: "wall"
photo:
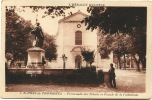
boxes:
[55,14,97,69]
[51,12,113,70]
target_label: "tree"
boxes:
[83,7,146,34]
[83,7,146,70]
[6,9,34,60]
[98,34,113,59]
[42,34,57,61]
[6,6,71,62]
[98,33,132,69]
[81,48,95,67]
[6,6,74,18]
[6,8,57,62]
[131,33,146,70]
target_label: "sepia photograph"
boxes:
[1,0,152,99]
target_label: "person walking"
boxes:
[109,63,117,88]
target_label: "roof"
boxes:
[58,10,88,23]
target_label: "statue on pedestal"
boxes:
[31,23,44,48]
[27,20,46,69]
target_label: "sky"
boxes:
[15,6,89,35]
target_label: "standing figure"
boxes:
[31,23,44,48]
[109,63,116,88]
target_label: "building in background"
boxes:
[49,11,113,70]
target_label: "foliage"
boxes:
[5,6,75,61]
[42,34,57,61]
[83,7,146,34]
[81,48,95,66]
[98,32,145,69]
[6,9,57,61]
[98,34,131,58]
[98,34,113,59]
[132,33,146,69]
[5,52,13,60]
[83,7,146,69]
[75,66,96,73]
[6,9,34,60]
[6,6,74,18]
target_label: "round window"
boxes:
[77,24,81,28]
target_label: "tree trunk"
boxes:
[132,55,140,71]
[10,59,15,67]
[90,63,92,67]
[116,62,118,69]
[142,57,146,69]
[140,60,144,70]
[86,61,89,67]
[130,54,133,68]
[117,56,121,69]
[123,54,126,70]
[139,55,146,70]
[89,62,92,71]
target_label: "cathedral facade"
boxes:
[50,11,113,70]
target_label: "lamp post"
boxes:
[61,54,68,82]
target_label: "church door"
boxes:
[75,55,82,69]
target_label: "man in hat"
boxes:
[109,63,117,88]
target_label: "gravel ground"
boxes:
[6,69,145,93]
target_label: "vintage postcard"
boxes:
[0,0,152,99]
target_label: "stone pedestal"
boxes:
[103,72,110,87]
[27,47,45,68]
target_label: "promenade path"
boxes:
[6,69,145,93]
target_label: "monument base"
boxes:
[27,47,45,68]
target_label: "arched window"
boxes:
[75,31,82,45]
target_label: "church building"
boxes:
[50,11,113,70]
